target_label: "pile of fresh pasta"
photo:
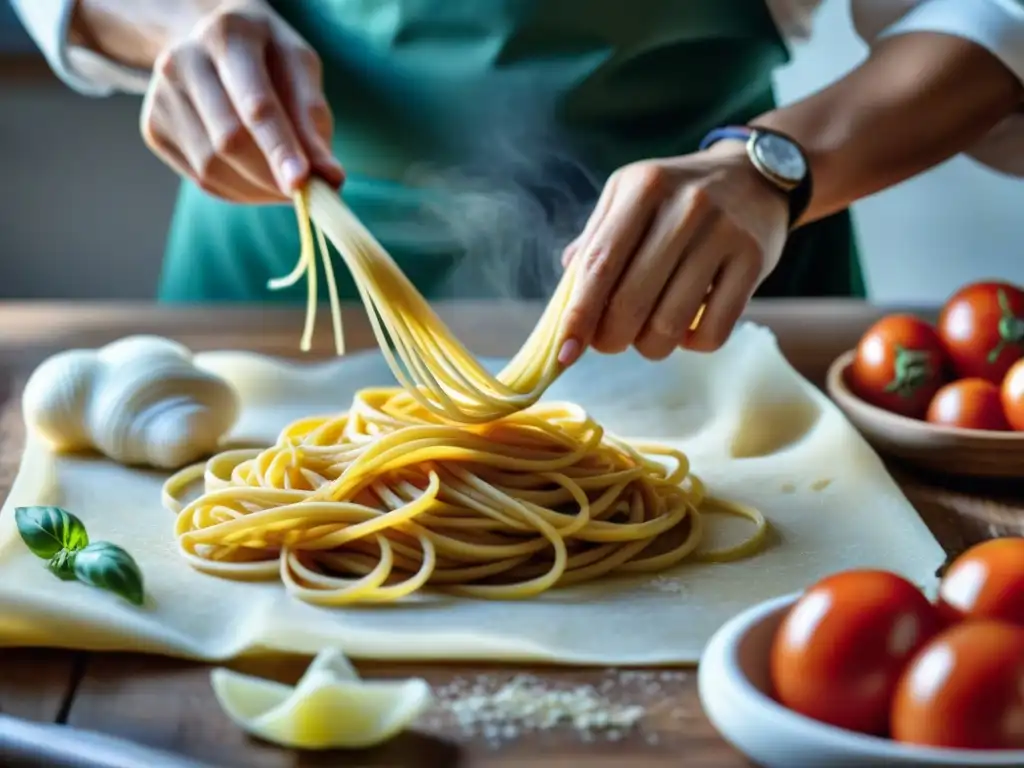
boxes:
[162,179,767,604]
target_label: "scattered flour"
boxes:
[421,668,691,749]
[643,575,689,594]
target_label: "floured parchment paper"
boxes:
[0,324,946,664]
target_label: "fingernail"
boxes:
[322,158,345,186]
[279,157,305,191]
[558,338,582,366]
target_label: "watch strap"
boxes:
[698,125,756,150]
[699,126,813,229]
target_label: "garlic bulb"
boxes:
[22,336,240,470]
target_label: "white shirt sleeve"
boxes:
[8,0,150,96]
[767,0,1024,177]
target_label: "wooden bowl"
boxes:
[826,350,1024,478]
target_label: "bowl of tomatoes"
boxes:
[699,538,1024,767]
[826,280,1024,476]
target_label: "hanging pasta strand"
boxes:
[269,178,575,423]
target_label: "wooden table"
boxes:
[0,299,1015,768]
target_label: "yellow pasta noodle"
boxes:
[162,180,769,603]
[269,179,573,424]
[165,389,767,604]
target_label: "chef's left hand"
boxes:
[558,141,790,364]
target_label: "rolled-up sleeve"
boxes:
[9,0,150,96]
[767,0,1024,176]
[853,0,1024,177]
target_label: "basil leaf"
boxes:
[72,542,144,606]
[46,549,79,581]
[14,506,89,559]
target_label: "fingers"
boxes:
[215,35,309,194]
[560,235,581,268]
[685,248,763,352]
[633,229,763,359]
[140,8,346,202]
[272,45,344,187]
[142,71,283,204]
[559,151,785,364]
[591,186,712,355]
[558,168,662,364]
[561,175,618,268]
[633,219,726,360]
[175,48,282,198]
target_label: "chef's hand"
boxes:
[558,141,789,364]
[140,0,343,203]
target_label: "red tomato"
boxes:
[1001,357,1024,431]
[770,570,941,735]
[848,315,948,419]
[891,621,1024,749]
[925,378,1009,431]
[938,281,1024,383]
[936,538,1024,626]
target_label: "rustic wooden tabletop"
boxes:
[0,299,1018,768]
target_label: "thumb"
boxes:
[561,236,583,268]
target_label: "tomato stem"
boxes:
[987,289,1024,364]
[884,345,934,399]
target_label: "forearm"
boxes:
[754,32,1023,226]
[68,0,229,69]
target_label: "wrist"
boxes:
[709,140,792,225]
[699,125,813,229]
[70,0,235,69]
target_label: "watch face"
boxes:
[753,133,806,183]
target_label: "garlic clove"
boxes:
[136,397,236,470]
[210,648,433,750]
[87,357,240,469]
[22,350,100,451]
[23,335,240,471]
[96,335,192,366]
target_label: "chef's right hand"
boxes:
[140,0,343,203]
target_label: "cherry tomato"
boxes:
[925,378,1009,431]
[1001,357,1024,431]
[938,281,1024,383]
[848,315,948,419]
[770,569,941,735]
[936,538,1024,625]
[891,621,1024,749]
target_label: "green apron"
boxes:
[158,0,865,303]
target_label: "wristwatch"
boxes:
[698,126,813,229]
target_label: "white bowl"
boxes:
[698,593,1024,767]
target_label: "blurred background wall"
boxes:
[1,0,1022,303]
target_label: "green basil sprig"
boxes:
[73,542,145,606]
[14,506,88,559]
[13,506,144,606]
[47,548,79,581]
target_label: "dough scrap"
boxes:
[210,648,433,749]
[22,336,239,470]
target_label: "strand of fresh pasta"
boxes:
[163,389,768,604]
[268,178,573,424]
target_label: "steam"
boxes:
[402,83,603,300]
